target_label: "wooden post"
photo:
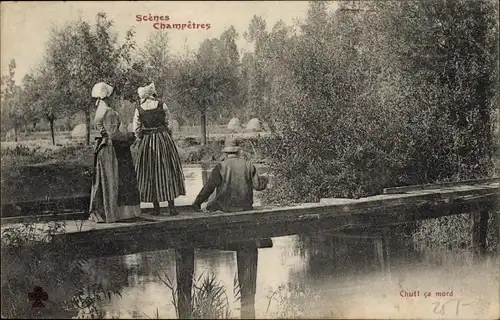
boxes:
[225,239,273,251]
[374,237,386,272]
[493,209,500,253]
[383,227,392,276]
[373,227,391,276]
[236,243,258,319]
[83,196,90,217]
[85,108,91,145]
[200,113,207,145]
[202,170,210,185]
[471,209,489,257]
[175,248,195,319]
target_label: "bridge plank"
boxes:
[53,184,497,235]
[2,184,495,232]
[1,182,496,259]
[10,192,493,260]
[382,177,498,194]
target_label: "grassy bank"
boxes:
[0,133,269,168]
[1,221,122,319]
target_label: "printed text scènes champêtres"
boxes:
[136,15,211,30]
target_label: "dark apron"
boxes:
[93,137,140,207]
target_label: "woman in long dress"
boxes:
[89,82,142,223]
[133,83,186,216]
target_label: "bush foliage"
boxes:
[1,222,122,319]
[259,0,499,203]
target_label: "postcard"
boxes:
[1,1,499,319]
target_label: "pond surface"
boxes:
[86,165,500,319]
[91,236,499,319]
[5,164,500,319]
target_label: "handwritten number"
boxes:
[432,299,490,317]
[432,299,461,316]
[454,300,460,316]
[432,302,445,315]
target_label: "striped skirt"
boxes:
[135,131,186,202]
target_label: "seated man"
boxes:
[193,137,268,212]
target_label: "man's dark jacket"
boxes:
[193,154,267,212]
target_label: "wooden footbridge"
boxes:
[1,175,499,319]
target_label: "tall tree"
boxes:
[45,13,135,145]
[173,33,239,144]
[139,31,171,99]
[215,26,240,122]
[0,60,24,141]
[21,66,64,145]
[242,16,268,122]
[242,17,297,132]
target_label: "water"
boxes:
[89,165,500,319]
[89,235,499,319]
[5,165,500,319]
[141,163,270,209]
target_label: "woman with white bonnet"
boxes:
[133,82,186,216]
[89,82,141,223]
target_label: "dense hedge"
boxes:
[258,1,499,205]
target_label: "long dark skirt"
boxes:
[135,131,186,202]
[89,139,141,223]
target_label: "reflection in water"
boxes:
[29,166,500,318]
[90,232,499,319]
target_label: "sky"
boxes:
[1,1,339,84]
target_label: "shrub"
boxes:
[259,1,498,204]
[1,222,122,318]
[155,269,240,319]
[412,212,499,252]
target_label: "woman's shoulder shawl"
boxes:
[139,99,162,111]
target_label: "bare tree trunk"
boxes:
[200,112,207,145]
[85,108,91,145]
[49,119,55,146]
[14,126,18,142]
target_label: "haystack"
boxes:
[70,124,87,138]
[227,118,241,131]
[169,119,180,133]
[246,118,262,132]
